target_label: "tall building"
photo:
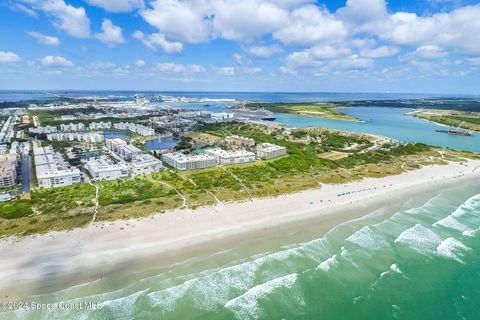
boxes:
[0,154,17,187]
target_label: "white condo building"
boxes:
[205,148,256,165]
[256,143,286,160]
[85,157,129,181]
[113,122,155,136]
[60,123,85,132]
[29,125,57,134]
[89,121,111,130]
[106,138,143,160]
[0,154,17,187]
[162,152,216,171]
[130,154,163,175]
[34,146,81,188]
[47,132,104,143]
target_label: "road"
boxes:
[21,153,31,194]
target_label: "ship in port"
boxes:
[435,121,474,136]
[233,104,276,121]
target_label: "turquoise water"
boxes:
[2,182,480,319]
[275,107,480,153]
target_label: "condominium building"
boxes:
[34,146,81,188]
[0,154,17,187]
[47,132,104,143]
[130,154,163,175]
[106,138,143,160]
[205,148,256,165]
[256,143,286,160]
[85,157,129,181]
[29,125,57,134]
[60,123,85,132]
[113,122,155,136]
[225,135,255,148]
[162,152,216,171]
[89,121,111,130]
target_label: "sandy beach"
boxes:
[1,159,480,298]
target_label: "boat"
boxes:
[233,105,276,121]
[435,122,474,136]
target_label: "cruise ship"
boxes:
[233,106,276,121]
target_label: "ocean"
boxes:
[1,91,480,319]
[1,180,479,320]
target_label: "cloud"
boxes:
[156,63,206,73]
[41,55,73,67]
[232,53,250,65]
[141,0,211,44]
[360,45,399,58]
[361,4,480,54]
[85,0,143,12]
[211,0,288,41]
[247,45,282,58]
[216,66,235,75]
[133,31,183,54]
[135,60,146,67]
[8,2,38,17]
[26,31,60,46]
[95,19,124,47]
[242,66,262,74]
[410,45,448,60]
[0,51,21,63]
[20,0,90,38]
[273,5,347,47]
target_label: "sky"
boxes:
[0,0,480,94]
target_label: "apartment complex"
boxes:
[106,138,143,160]
[60,123,85,132]
[34,146,81,188]
[130,154,163,175]
[0,154,17,187]
[205,148,256,165]
[89,121,111,130]
[113,122,155,136]
[47,132,104,143]
[162,152,216,171]
[256,143,287,160]
[85,157,129,181]
[29,125,57,134]
[225,135,255,148]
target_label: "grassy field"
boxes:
[417,110,480,131]
[1,123,477,238]
[247,102,359,121]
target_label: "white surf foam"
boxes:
[224,273,297,319]
[436,237,471,264]
[451,194,480,218]
[316,254,338,271]
[394,224,442,255]
[433,215,472,233]
[379,263,403,278]
[345,226,390,251]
